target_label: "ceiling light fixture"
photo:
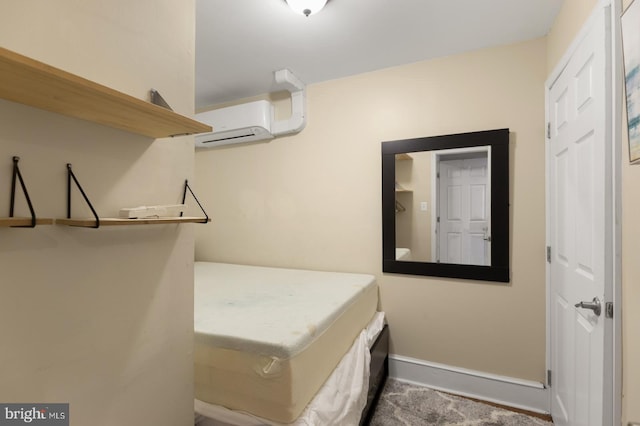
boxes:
[285,0,328,17]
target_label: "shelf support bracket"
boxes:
[9,156,37,227]
[181,180,209,223]
[67,164,100,228]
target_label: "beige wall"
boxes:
[547,0,600,74]
[196,37,548,381]
[0,2,196,425]
[621,0,640,422]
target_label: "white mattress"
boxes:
[194,262,378,423]
[195,312,386,426]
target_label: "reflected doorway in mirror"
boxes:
[434,148,490,266]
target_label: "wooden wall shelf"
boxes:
[0,217,53,227]
[0,47,212,138]
[56,217,211,227]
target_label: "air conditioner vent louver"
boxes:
[204,132,256,143]
[198,126,274,147]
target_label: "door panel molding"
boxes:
[545,1,620,425]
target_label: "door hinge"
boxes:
[437,216,440,223]
[547,369,552,387]
[547,122,551,139]
[605,302,614,319]
[546,246,551,263]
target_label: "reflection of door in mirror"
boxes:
[435,149,490,266]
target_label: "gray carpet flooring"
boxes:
[369,379,553,426]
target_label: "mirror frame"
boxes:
[382,128,510,282]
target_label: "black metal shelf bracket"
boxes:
[9,156,37,227]
[67,163,100,228]
[181,180,209,223]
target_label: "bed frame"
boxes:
[360,324,389,425]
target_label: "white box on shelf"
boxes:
[119,204,186,219]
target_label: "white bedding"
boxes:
[194,262,379,423]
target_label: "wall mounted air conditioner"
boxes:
[195,69,306,149]
[194,100,274,148]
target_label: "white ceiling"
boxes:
[195,0,564,109]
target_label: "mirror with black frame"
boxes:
[382,128,510,282]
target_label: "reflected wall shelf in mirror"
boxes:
[0,47,212,138]
[56,164,210,228]
[395,183,412,192]
[1,156,52,228]
[382,128,510,283]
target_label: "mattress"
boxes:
[195,312,386,426]
[194,262,378,424]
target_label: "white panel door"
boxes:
[438,156,489,265]
[548,7,609,426]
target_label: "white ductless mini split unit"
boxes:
[195,101,274,147]
[195,69,306,148]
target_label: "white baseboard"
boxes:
[388,354,550,415]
